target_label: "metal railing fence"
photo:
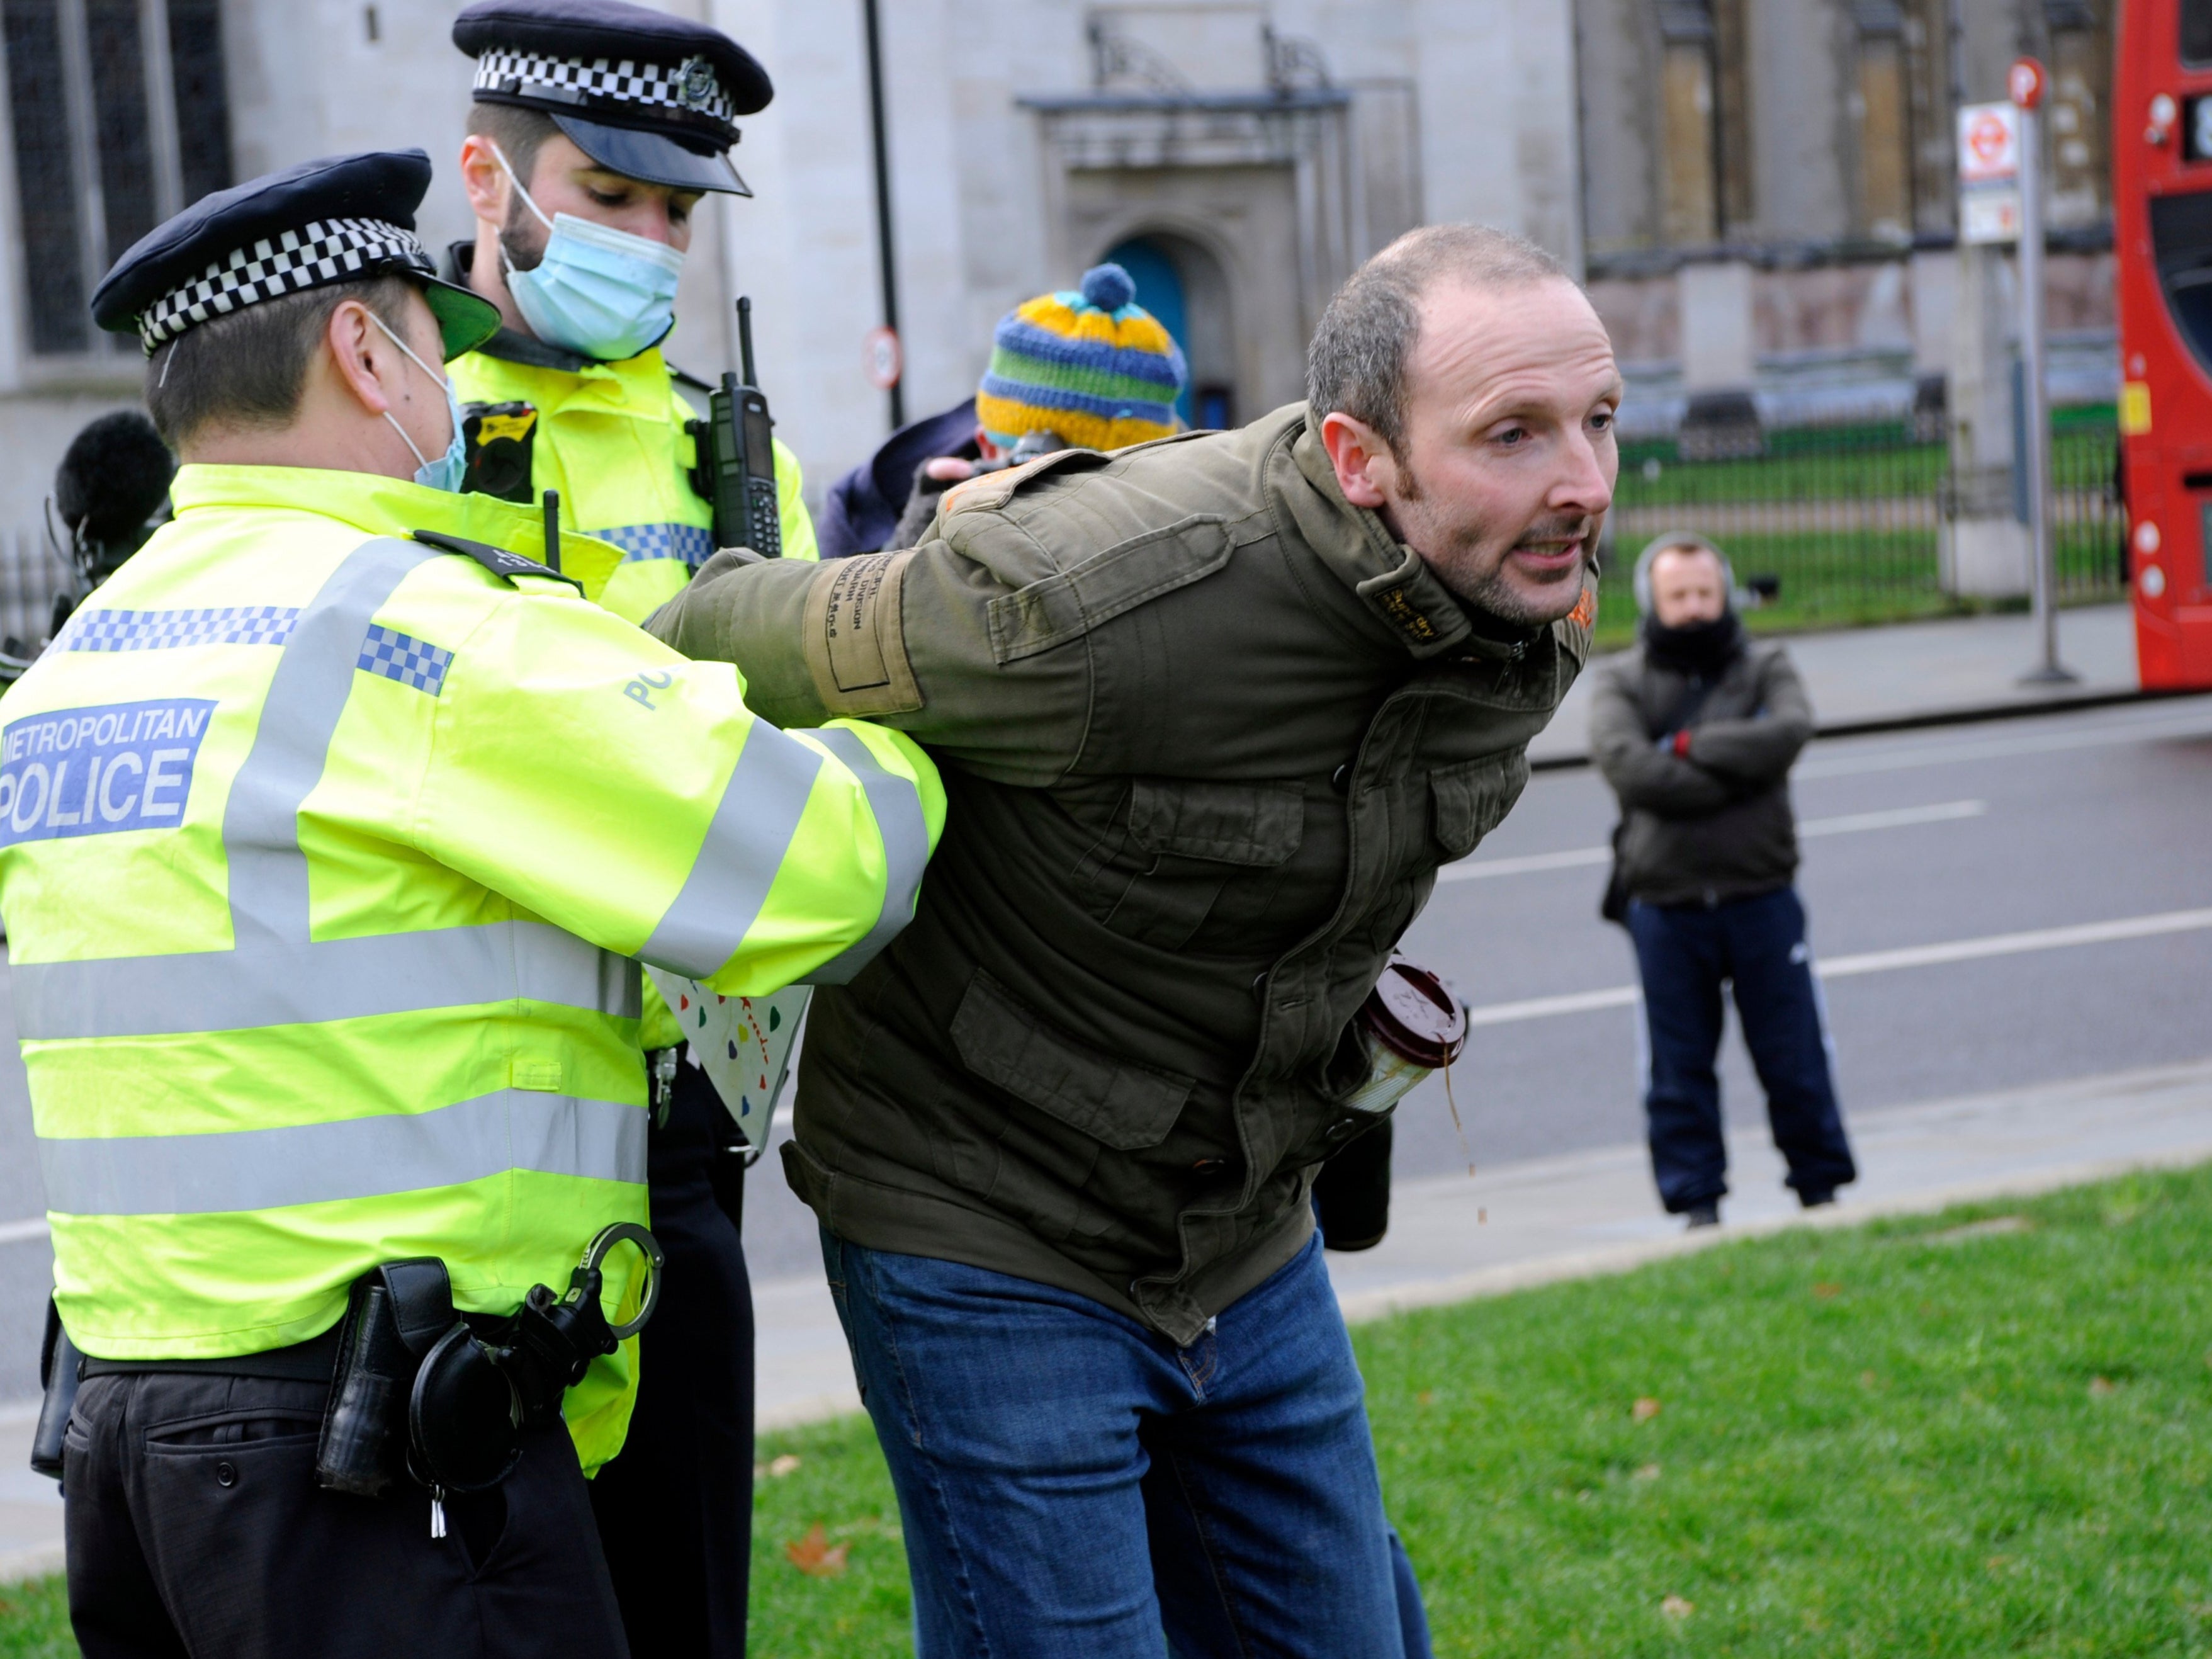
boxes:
[1600,407,2126,640]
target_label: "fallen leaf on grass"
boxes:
[2089,1376,2118,1396]
[1633,1463,1661,1482]
[1416,1390,1435,1407]
[1632,1396,1662,1422]
[1661,1595,1695,1619]
[767,1454,802,1478]
[1987,1554,2010,1573]
[1858,1370,1879,1388]
[1924,1215,2031,1245]
[1812,1282,1842,1299]
[786,1523,850,1578]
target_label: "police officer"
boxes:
[437,9,816,1651]
[14,148,939,1658]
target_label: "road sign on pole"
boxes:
[2009,55,2074,685]
[1958,102,2023,244]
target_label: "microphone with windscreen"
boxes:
[45,410,176,644]
[54,409,176,586]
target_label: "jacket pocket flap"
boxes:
[1430,753,1530,858]
[1127,778,1305,866]
[986,515,1233,664]
[951,971,1193,1151]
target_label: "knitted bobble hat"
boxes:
[976,262,1190,453]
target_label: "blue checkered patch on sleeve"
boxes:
[65,606,301,652]
[596,522,716,570]
[357,624,453,696]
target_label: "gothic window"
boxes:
[1,0,230,358]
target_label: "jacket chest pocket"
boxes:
[951,971,1193,1152]
[1083,778,1306,951]
[1429,753,1530,862]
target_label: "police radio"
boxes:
[688,297,781,557]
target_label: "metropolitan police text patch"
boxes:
[0,699,215,844]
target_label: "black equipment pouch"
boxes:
[317,1226,665,1500]
[460,402,539,504]
[30,1298,81,1481]
[315,1258,467,1496]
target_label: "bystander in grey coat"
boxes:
[1589,532,1856,1226]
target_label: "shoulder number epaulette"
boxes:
[411,529,582,591]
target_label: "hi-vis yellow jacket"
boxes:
[0,464,939,1469]
[449,341,817,629]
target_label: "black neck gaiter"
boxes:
[1640,611,1744,677]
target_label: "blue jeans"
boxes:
[1627,886,1857,1212]
[821,1228,1409,1658]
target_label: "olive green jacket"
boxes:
[650,402,1594,1343]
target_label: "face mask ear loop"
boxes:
[364,311,446,470]
[488,141,556,235]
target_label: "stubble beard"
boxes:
[1392,463,1591,628]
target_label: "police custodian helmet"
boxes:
[89,148,502,360]
[453,0,774,198]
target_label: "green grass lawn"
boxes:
[0,1576,70,1659]
[13,1164,2212,1655]
[749,1165,2212,1656]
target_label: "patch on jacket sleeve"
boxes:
[801,552,923,716]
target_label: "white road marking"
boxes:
[1797,706,2212,779]
[1443,800,1987,882]
[0,1216,49,1245]
[1461,905,2212,1029]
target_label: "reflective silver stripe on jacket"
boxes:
[14,538,638,1041]
[19,535,646,1210]
[38,1088,646,1216]
[14,920,634,1041]
[803,727,929,987]
[636,722,824,980]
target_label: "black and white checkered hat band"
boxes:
[474,47,739,129]
[139,217,431,351]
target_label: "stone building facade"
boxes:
[0,0,2113,626]
[1574,0,2116,432]
[0,0,1576,623]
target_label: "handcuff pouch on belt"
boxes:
[314,1222,662,1498]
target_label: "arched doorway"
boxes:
[1104,231,1237,429]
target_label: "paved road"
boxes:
[7,693,2212,1399]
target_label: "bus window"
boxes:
[2189,0,2212,65]
[2152,191,2212,375]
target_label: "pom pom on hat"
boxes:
[1078,263,1136,312]
[976,264,1189,453]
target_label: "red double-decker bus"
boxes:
[2117,0,2212,686]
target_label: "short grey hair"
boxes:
[1305,223,1567,463]
[1632,531,1735,615]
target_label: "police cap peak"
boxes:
[454,0,771,196]
[91,149,500,359]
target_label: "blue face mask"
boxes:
[493,144,684,363]
[370,313,467,494]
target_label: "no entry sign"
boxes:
[1958,100,2023,244]
[1958,102,2020,183]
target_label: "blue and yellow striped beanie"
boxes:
[976,263,1189,452]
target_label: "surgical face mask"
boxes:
[369,313,466,494]
[492,143,684,362]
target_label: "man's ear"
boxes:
[458,133,509,229]
[324,300,395,419]
[1319,411,1395,510]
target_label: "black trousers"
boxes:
[1627,886,1858,1211]
[64,1370,626,1659]
[589,1058,755,1659]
